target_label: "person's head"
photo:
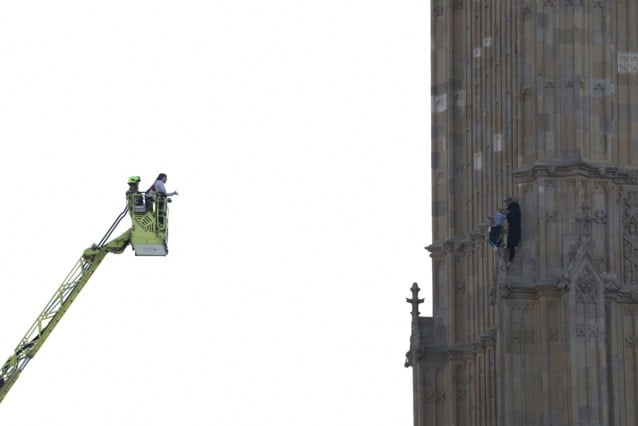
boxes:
[157,173,167,182]
[128,175,141,189]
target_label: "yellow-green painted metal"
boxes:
[0,229,132,404]
[127,192,170,256]
[0,189,171,404]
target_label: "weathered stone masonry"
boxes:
[407,1,638,424]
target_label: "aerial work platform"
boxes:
[127,191,171,256]
[0,178,174,404]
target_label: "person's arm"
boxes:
[155,180,178,196]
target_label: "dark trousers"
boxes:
[489,225,503,247]
[507,230,521,262]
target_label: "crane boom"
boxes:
[0,228,133,403]
[0,186,173,404]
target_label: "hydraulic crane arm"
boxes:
[0,211,133,404]
[0,185,173,404]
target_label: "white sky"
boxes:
[0,1,431,425]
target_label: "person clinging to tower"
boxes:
[504,196,521,267]
[487,208,507,251]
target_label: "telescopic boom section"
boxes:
[0,228,133,403]
[0,189,171,404]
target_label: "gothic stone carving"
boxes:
[623,189,638,286]
[576,268,599,304]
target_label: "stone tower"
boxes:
[406,1,638,424]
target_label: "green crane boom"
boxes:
[0,189,172,404]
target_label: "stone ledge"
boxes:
[514,159,638,184]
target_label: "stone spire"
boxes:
[404,283,423,368]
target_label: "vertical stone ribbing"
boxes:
[616,0,638,166]
[431,0,450,242]
[413,1,638,425]
[621,0,628,157]
[567,264,609,424]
